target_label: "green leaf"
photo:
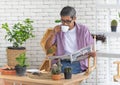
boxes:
[1,18,35,47]
[16,53,29,67]
[55,20,61,23]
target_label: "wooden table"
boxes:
[0,73,89,85]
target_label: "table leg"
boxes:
[12,82,22,85]
[4,80,12,85]
[13,82,16,85]
[4,80,21,85]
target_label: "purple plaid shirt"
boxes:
[52,22,94,71]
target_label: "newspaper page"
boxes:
[49,45,92,62]
[70,45,92,62]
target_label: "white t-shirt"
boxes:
[64,27,78,54]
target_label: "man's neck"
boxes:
[69,22,75,30]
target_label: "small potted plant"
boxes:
[15,53,29,76]
[51,59,62,80]
[111,19,118,32]
[2,18,35,67]
[64,66,72,79]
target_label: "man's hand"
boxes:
[88,51,96,57]
[54,25,61,34]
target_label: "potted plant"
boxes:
[15,53,29,76]
[2,18,35,67]
[111,19,118,32]
[51,59,62,80]
[64,66,72,79]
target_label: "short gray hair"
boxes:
[60,6,76,18]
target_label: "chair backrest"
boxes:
[40,28,57,71]
[86,56,96,75]
[40,28,56,56]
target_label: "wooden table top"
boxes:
[0,73,88,85]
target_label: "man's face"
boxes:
[61,16,76,29]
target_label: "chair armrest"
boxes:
[86,56,96,75]
[113,61,120,76]
[113,61,120,82]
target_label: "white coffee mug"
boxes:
[61,25,69,32]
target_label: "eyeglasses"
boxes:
[61,19,72,24]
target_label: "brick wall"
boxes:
[0,0,120,85]
[0,0,96,69]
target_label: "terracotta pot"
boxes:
[2,70,16,75]
[0,69,3,75]
[52,74,61,80]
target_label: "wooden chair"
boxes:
[40,28,56,71]
[113,61,120,82]
[40,28,96,78]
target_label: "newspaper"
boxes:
[49,45,93,62]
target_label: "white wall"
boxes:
[0,0,120,85]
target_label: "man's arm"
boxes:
[88,51,96,57]
[45,30,56,50]
[88,36,96,57]
[45,25,61,50]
